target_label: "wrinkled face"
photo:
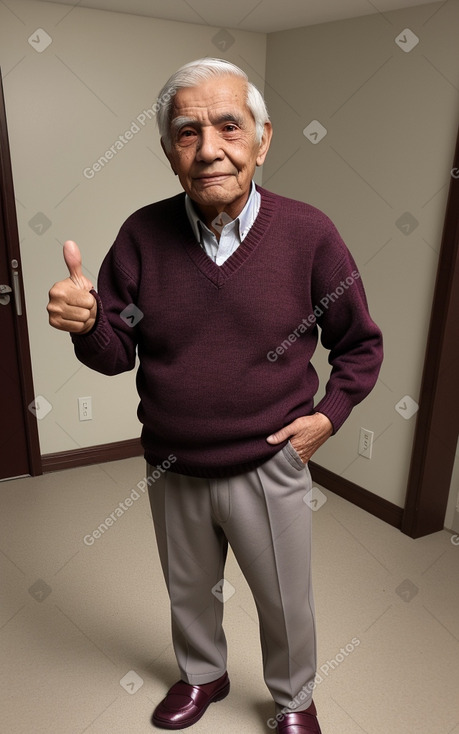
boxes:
[162,75,272,223]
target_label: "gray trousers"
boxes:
[147,442,317,711]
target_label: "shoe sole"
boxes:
[152,681,230,730]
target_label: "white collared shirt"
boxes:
[185,182,261,266]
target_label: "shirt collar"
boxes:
[185,181,258,242]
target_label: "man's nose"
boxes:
[196,128,224,162]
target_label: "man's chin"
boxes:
[190,187,238,209]
[192,180,233,196]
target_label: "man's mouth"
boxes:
[194,173,231,182]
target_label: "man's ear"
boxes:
[161,137,178,175]
[256,122,273,167]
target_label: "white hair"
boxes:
[156,57,270,150]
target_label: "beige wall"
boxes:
[264,1,459,507]
[0,0,266,454]
[445,438,459,532]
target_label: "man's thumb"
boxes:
[266,427,289,445]
[63,240,91,289]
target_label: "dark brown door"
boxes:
[0,71,41,479]
[402,124,459,537]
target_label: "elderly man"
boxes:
[48,58,383,733]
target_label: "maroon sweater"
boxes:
[73,186,383,477]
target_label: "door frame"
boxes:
[0,70,42,477]
[402,124,459,538]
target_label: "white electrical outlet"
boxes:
[78,396,92,421]
[359,427,373,459]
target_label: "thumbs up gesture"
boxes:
[47,241,97,334]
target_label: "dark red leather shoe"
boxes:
[276,702,322,733]
[152,672,230,729]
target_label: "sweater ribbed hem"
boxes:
[144,445,285,479]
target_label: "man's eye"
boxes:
[223,124,238,132]
[180,129,195,137]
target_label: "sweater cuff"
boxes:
[314,390,355,434]
[70,290,112,356]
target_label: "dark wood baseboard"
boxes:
[41,437,143,473]
[309,460,404,529]
[42,440,403,529]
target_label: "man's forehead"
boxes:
[171,76,248,116]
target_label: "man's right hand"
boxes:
[47,240,97,334]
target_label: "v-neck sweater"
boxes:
[72,186,383,478]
